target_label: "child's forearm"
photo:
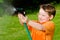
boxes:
[27,20,45,31]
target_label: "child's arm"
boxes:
[18,14,45,31]
[27,20,45,31]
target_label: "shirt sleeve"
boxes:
[27,24,32,31]
[43,21,55,34]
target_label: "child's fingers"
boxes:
[18,14,21,18]
[18,14,23,23]
[18,14,25,21]
[18,14,23,20]
[18,13,28,23]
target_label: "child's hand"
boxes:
[18,13,28,25]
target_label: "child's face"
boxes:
[38,8,52,23]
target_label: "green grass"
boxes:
[0,4,60,40]
[0,15,29,40]
[53,6,60,40]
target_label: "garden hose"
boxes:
[24,23,32,40]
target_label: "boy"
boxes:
[18,4,56,40]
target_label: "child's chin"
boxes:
[40,22,44,23]
[39,21,45,23]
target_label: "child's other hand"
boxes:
[18,13,28,24]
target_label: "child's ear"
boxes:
[50,15,53,20]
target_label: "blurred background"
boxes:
[0,0,60,40]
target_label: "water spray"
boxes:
[0,1,32,40]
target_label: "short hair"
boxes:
[40,4,56,18]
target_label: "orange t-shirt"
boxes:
[27,20,55,40]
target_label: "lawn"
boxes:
[53,4,60,40]
[0,4,60,40]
